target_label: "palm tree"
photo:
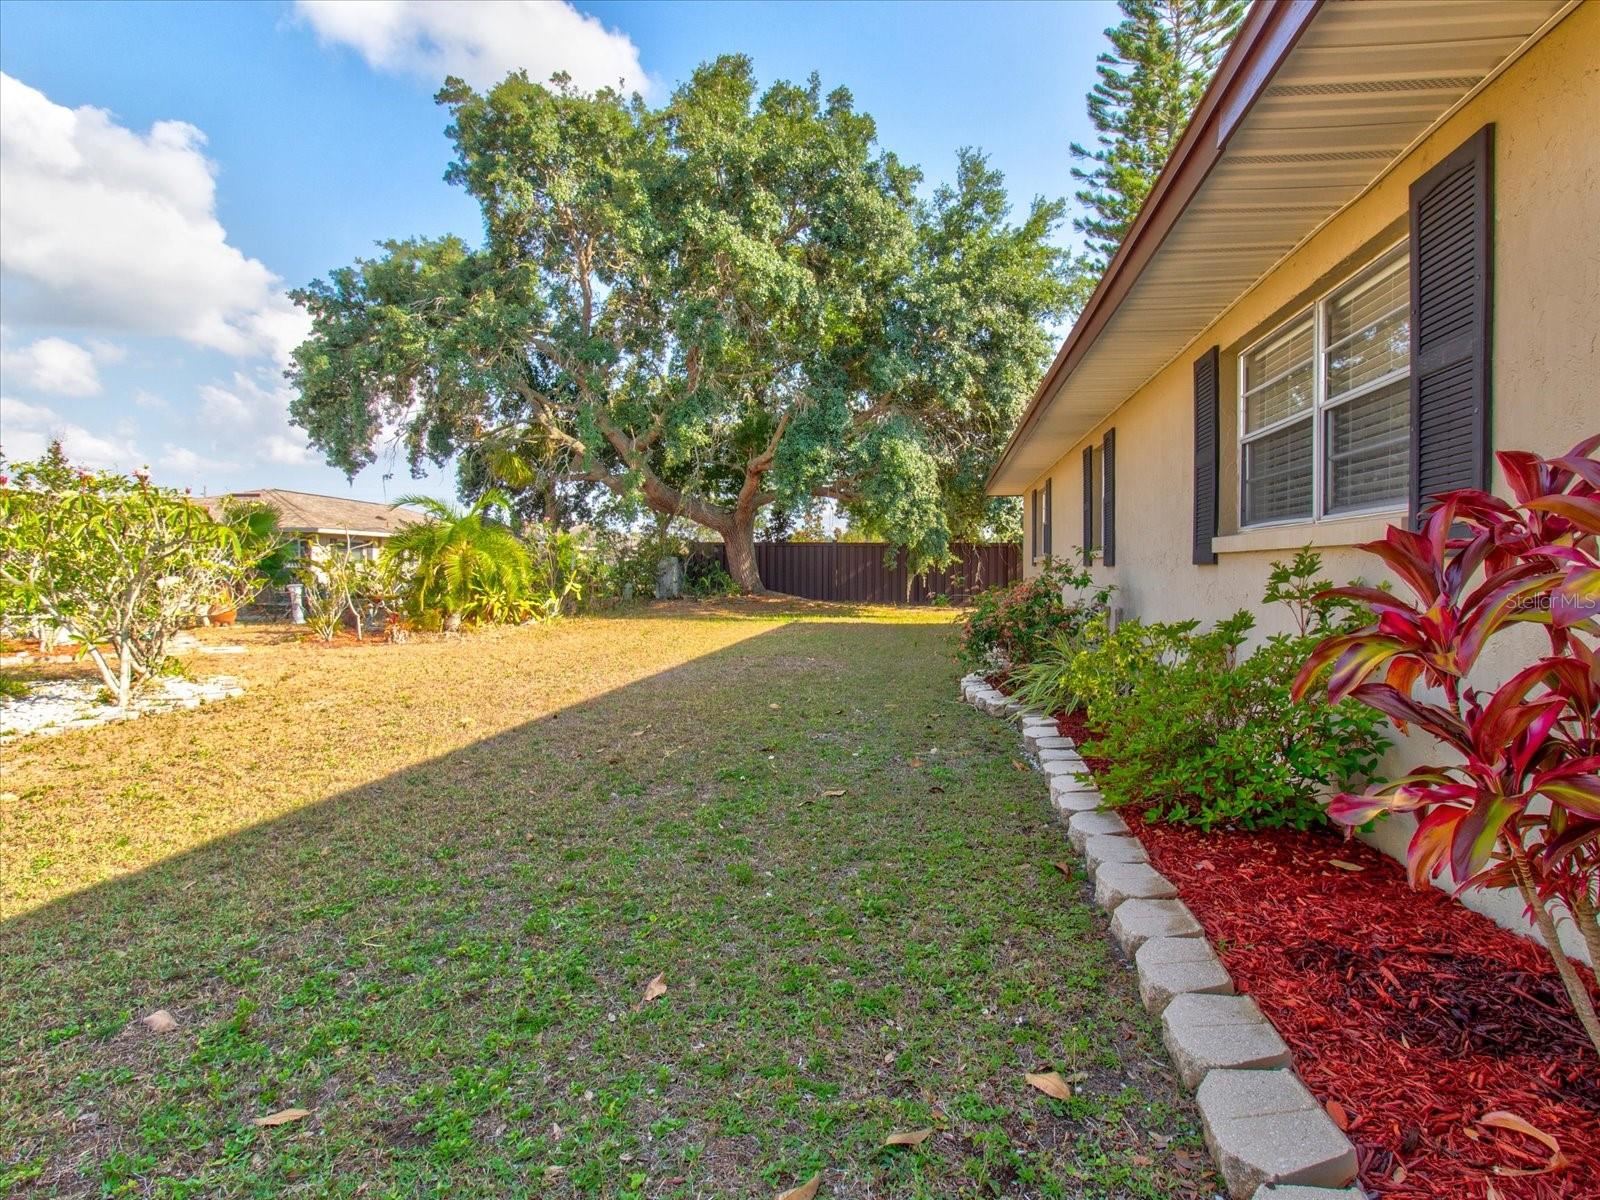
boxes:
[384,491,533,628]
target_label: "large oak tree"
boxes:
[288,57,1070,591]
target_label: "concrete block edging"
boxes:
[961,680,1363,1199]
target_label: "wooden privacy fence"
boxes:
[691,541,1020,605]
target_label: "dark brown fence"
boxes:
[690,541,1020,605]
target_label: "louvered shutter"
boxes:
[1029,488,1038,559]
[1043,479,1053,557]
[1192,346,1220,565]
[1101,429,1116,567]
[1082,445,1094,559]
[1409,124,1493,523]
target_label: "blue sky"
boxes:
[0,0,1112,503]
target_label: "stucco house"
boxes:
[201,488,418,563]
[989,0,1597,954]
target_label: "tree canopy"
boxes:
[288,56,1071,591]
[1070,0,1246,267]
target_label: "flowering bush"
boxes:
[0,444,262,709]
[957,556,1110,672]
[1294,436,1600,1055]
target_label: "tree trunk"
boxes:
[1509,843,1600,1060]
[724,511,765,594]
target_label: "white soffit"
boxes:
[992,0,1573,493]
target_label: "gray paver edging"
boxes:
[962,680,1363,1199]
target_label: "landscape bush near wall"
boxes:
[1295,437,1600,1055]
[1007,550,1386,830]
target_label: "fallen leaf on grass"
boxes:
[636,973,667,1009]
[821,789,845,798]
[1025,1071,1072,1100]
[252,1108,310,1127]
[776,1173,821,1200]
[883,1129,932,1147]
[140,1009,177,1034]
[1051,861,1073,878]
[1477,1110,1568,1176]
[927,785,944,794]
[1328,859,1364,872]
[1011,760,1028,772]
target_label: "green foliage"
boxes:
[0,444,257,708]
[384,492,535,627]
[1038,550,1386,830]
[524,525,592,618]
[957,556,1111,672]
[685,559,738,599]
[287,57,1073,590]
[1070,0,1246,268]
[1010,609,1195,718]
[0,674,29,701]
[296,554,398,643]
[217,498,290,599]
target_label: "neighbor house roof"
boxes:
[988,0,1576,494]
[201,489,420,539]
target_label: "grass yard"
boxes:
[1,601,1215,1198]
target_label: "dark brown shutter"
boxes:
[1101,428,1116,567]
[1043,479,1053,556]
[1082,445,1094,560]
[1409,124,1493,523]
[1192,346,1220,565]
[1030,488,1038,559]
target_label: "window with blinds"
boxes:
[1239,243,1411,526]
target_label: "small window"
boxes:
[1239,243,1411,526]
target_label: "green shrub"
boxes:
[1010,610,1195,717]
[958,557,1110,672]
[686,558,738,598]
[0,674,30,701]
[1081,550,1387,830]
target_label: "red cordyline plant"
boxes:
[1294,435,1600,1057]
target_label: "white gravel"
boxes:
[1,675,245,742]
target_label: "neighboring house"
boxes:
[201,489,418,562]
[989,0,1597,954]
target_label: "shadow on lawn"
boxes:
[0,611,1201,1198]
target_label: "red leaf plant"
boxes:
[1294,436,1600,1057]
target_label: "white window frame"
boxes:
[1237,241,1411,529]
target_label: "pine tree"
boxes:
[1070,0,1246,268]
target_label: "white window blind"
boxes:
[1239,244,1411,527]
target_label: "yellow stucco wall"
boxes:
[1018,5,1600,956]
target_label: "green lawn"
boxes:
[0,601,1215,1197]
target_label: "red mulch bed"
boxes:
[1053,706,1600,1199]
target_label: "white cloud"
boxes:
[133,388,168,410]
[295,0,648,94]
[264,434,316,466]
[0,335,104,396]
[0,72,309,360]
[159,443,235,474]
[197,368,318,468]
[1,395,143,469]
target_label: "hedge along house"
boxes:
[990,0,1598,958]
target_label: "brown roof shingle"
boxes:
[200,489,421,537]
